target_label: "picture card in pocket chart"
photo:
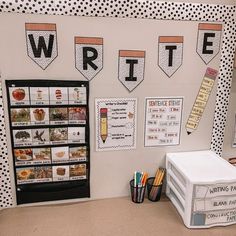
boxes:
[49,87,68,105]
[30,87,49,105]
[25,23,58,70]
[144,97,183,146]
[9,87,30,106]
[30,107,49,125]
[51,146,69,164]
[16,166,53,185]
[118,50,145,92]
[10,108,31,126]
[95,98,137,151]
[32,128,50,146]
[13,129,33,147]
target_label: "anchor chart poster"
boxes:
[95,98,137,151]
[144,97,183,146]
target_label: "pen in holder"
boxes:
[130,179,146,203]
[130,171,148,203]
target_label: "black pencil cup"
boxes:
[147,177,162,202]
[130,179,146,203]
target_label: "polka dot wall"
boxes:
[0,0,235,208]
[0,84,13,208]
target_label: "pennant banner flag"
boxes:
[197,23,222,64]
[186,67,218,135]
[25,23,58,70]
[158,36,183,77]
[118,50,145,92]
[75,37,103,81]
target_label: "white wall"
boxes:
[0,12,222,204]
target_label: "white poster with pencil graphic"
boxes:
[144,97,183,146]
[186,67,218,135]
[95,98,137,151]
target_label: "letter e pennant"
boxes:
[75,37,103,81]
[25,23,58,70]
[197,23,222,64]
[118,50,145,92]
[158,36,183,77]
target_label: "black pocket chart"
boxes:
[6,80,90,204]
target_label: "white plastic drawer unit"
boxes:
[166,150,236,228]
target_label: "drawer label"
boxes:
[191,209,236,226]
[194,183,236,198]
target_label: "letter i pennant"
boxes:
[75,37,103,81]
[118,50,145,92]
[158,36,183,77]
[25,23,58,70]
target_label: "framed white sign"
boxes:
[144,97,183,147]
[95,98,137,151]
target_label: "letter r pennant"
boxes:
[25,23,58,70]
[75,37,103,81]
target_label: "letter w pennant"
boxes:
[25,23,58,70]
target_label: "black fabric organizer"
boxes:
[6,80,90,204]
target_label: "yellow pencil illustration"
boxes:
[100,108,108,143]
[186,67,218,135]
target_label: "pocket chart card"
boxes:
[95,98,137,151]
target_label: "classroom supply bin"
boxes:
[166,150,236,228]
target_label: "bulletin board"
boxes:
[0,0,235,208]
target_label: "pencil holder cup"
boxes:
[130,179,146,203]
[147,177,163,202]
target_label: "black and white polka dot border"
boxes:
[0,0,235,208]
